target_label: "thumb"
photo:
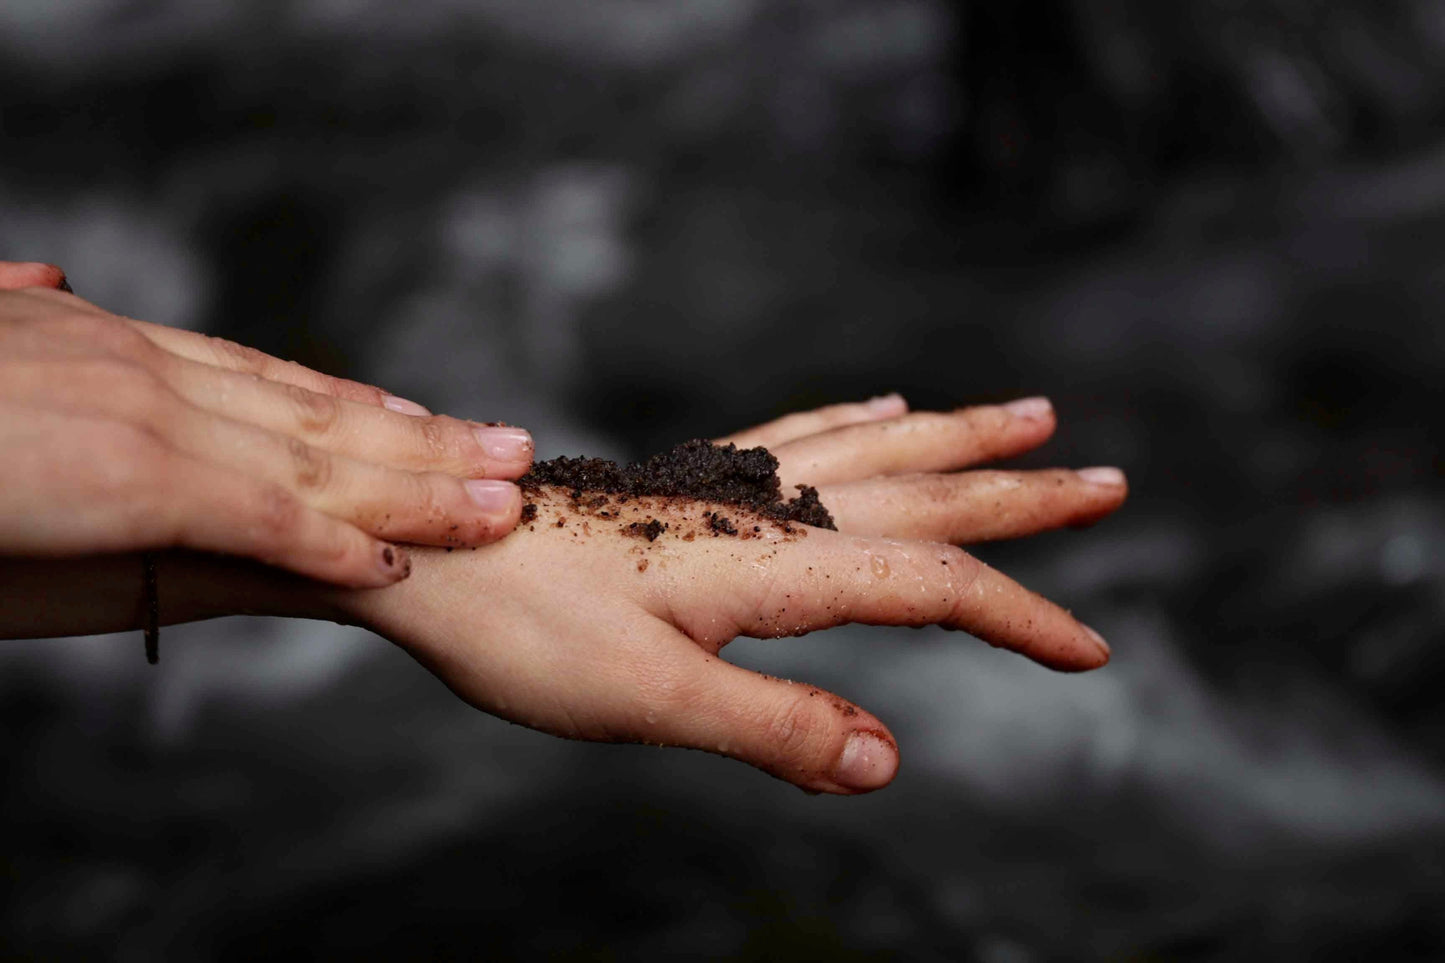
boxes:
[658,653,900,795]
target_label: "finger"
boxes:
[716,393,908,450]
[711,531,1109,672]
[122,317,430,414]
[0,261,70,291]
[0,410,410,588]
[153,353,533,479]
[153,450,414,588]
[819,467,1129,543]
[0,357,524,545]
[770,397,1057,489]
[652,647,901,794]
[156,402,524,547]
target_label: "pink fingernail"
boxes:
[832,730,898,791]
[1002,396,1053,421]
[1077,466,1126,487]
[865,393,907,416]
[464,479,520,514]
[382,394,431,417]
[474,426,533,462]
[1084,624,1111,659]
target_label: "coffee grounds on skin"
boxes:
[519,439,836,531]
[624,519,668,541]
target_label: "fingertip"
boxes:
[376,541,412,584]
[462,479,524,540]
[1083,624,1110,663]
[472,425,535,477]
[865,392,908,418]
[382,394,431,417]
[1042,627,1111,673]
[829,728,900,793]
[1001,396,1053,422]
[1076,466,1127,489]
[0,261,71,292]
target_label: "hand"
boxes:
[0,262,533,588]
[340,395,1127,794]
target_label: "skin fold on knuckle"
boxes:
[403,473,459,539]
[207,335,272,376]
[326,373,386,406]
[939,545,985,624]
[416,415,470,468]
[250,483,316,562]
[283,382,342,437]
[285,436,334,494]
[763,696,832,771]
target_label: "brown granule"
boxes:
[624,519,667,541]
[705,512,738,535]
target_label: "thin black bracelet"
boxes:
[142,552,159,665]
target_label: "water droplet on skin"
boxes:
[871,556,890,579]
[645,711,658,724]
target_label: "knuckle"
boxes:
[912,472,961,504]
[400,472,449,531]
[253,483,308,544]
[207,335,269,375]
[766,698,827,761]
[85,316,156,360]
[329,375,385,406]
[940,545,983,610]
[419,418,448,458]
[418,415,465,464]
[286,436,333,493]
[283,383,342,436]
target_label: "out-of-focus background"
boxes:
[3,1,1444,958]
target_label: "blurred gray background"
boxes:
[3,1,1444,959]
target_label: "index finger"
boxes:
[123,317,431,415]
[701,529,1109,672]
[769,399,1056,489]
[717,394,908,449]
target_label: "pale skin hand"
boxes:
[0,262,533,587]
[0,393,1125,793]
[0,259,1125,793]
[335,394,1127,795]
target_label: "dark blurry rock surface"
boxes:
[3,1,1444,959]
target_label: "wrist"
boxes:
[0,550,350,640]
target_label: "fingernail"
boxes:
[464,478,520,513]
[474,426,533,462]
[1002,396,1053,421]
[1077,466,1126,487]
[832,730,898,791]
[1084,624,1111,659]
[866,392,907,416]
[382,394,431,417]
[378,543,411,579]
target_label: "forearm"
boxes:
[0,550,348,640]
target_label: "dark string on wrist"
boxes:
[142,552,159,664]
